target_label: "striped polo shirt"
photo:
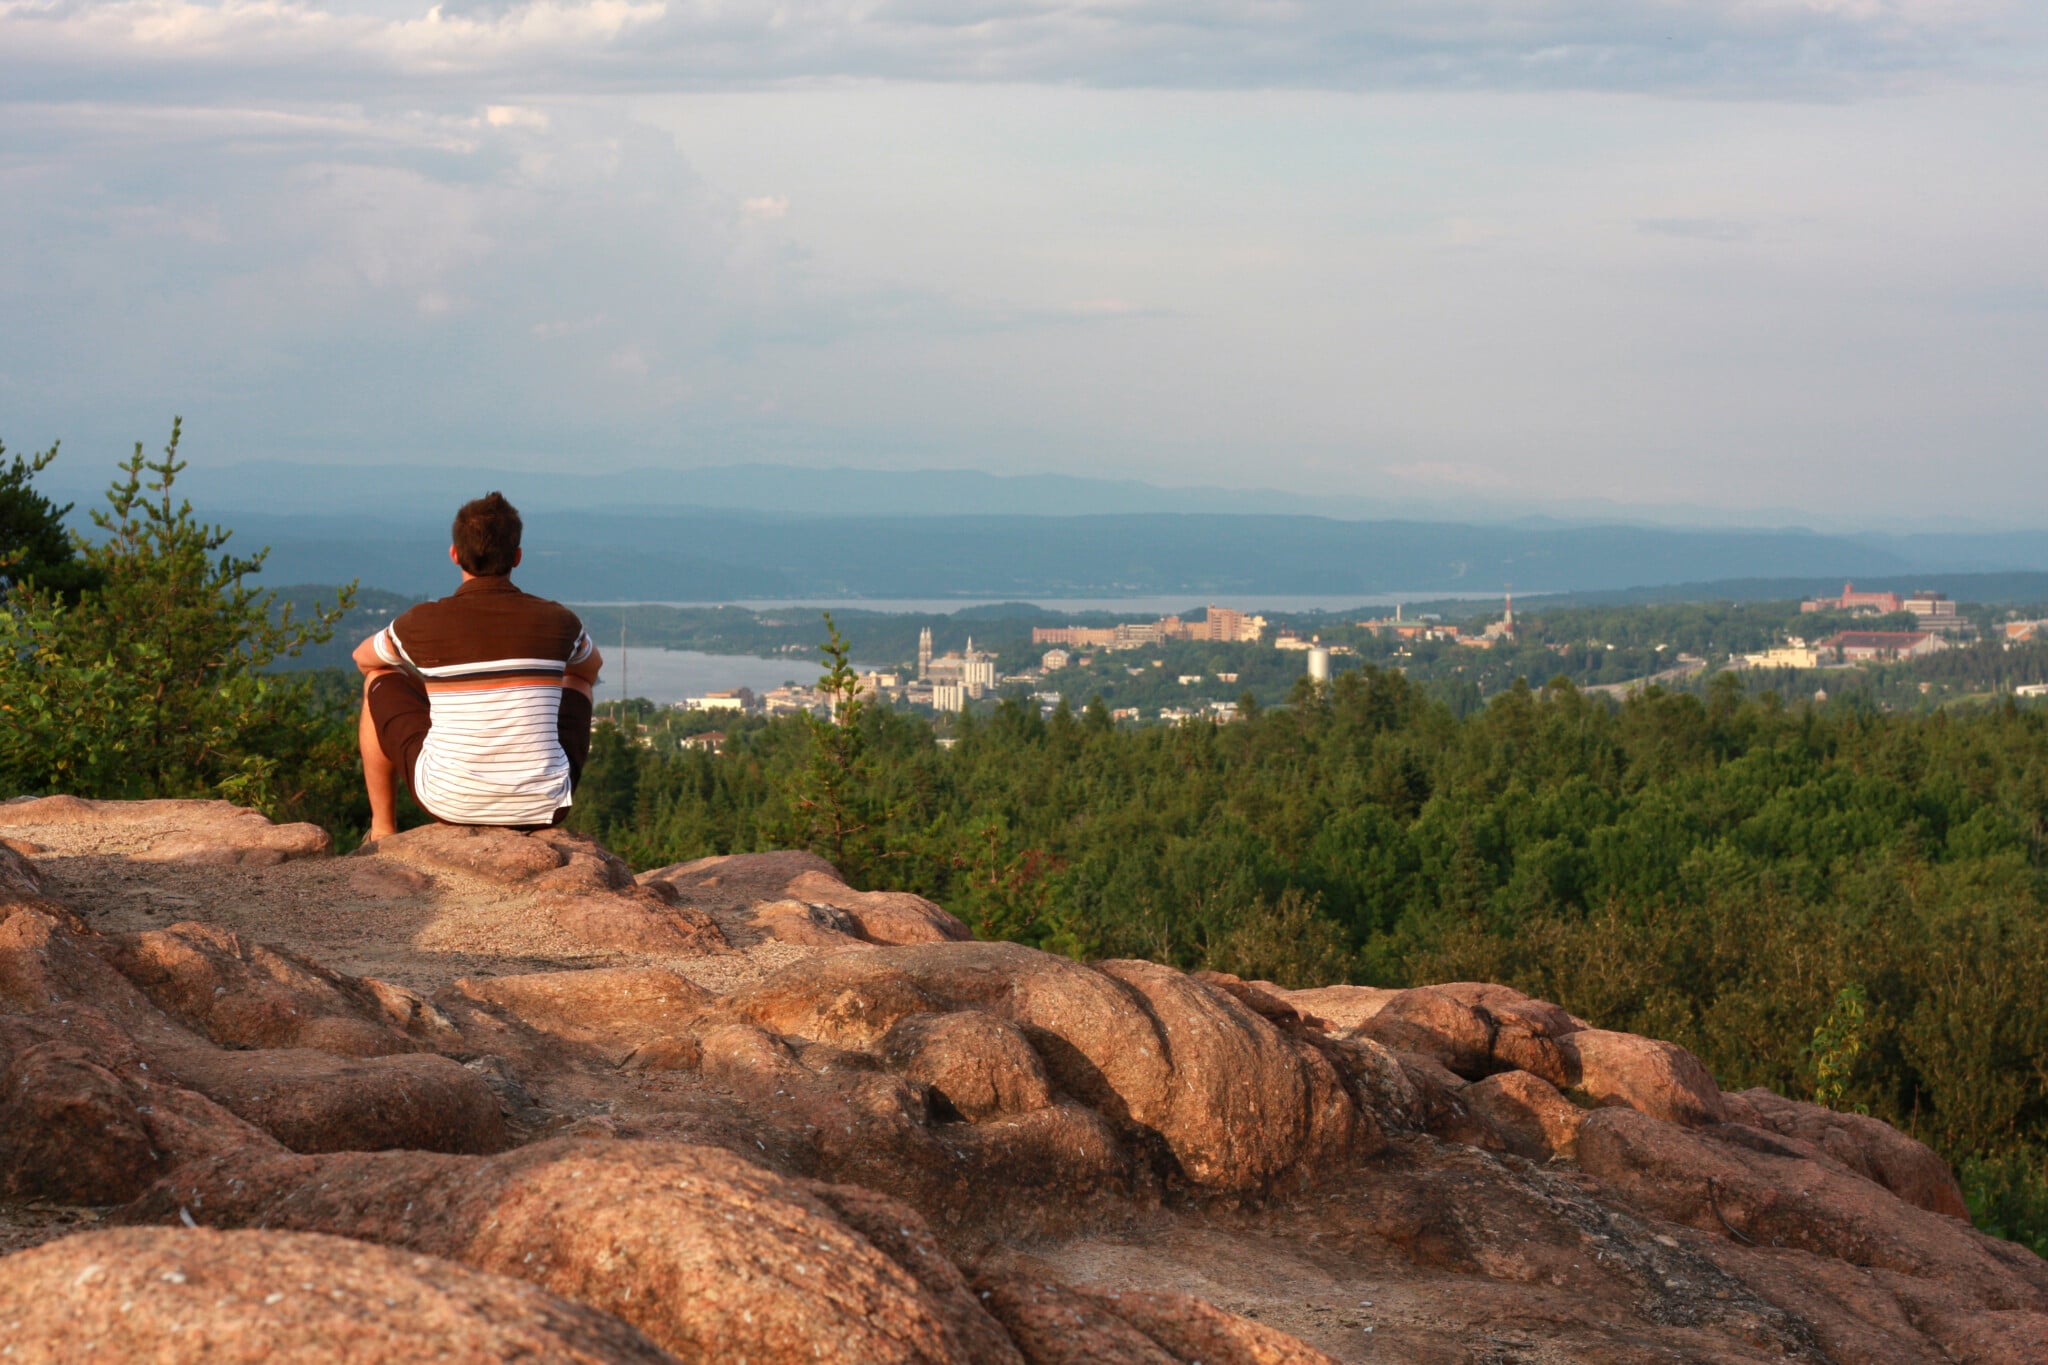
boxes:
[372,576,594,826]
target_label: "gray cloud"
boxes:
[4,3,2046,524]
[0,0,2026,108]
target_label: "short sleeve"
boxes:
[373,624,409,668]
[567,628,594,666]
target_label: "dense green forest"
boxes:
[569,663,2048,1250]
[11,431,2048,1251]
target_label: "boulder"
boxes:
[741,944,1379,1190]
[0,1006,282,1203]
[1353,986,1497,1079]
[1733,1087,1968,1219]
[527,829,640,895]
[779,873,970,946]
[1427,981,1584,1036]
[751,897,871,947]
[1423,982,1581,1087]
[1576,1107,2048,1300]
[0,1226,678,1363]
[1093,959,1366,1188]
[1071,1288,1341,1365]
[454,966,714,1052]
[98,921,426,1057]
[0,796,331,866]
[803,1181,1026,1364]
[1,903,200,1045]
[366,823,569,882]
[130,1138,1021,1364]
[641,852,971,946]
[1559,1029,1724,1126]
[1191,972,1317,1032]
[1310,1034,1425,1134]
[729,955,945,1050]
[152,1046,509,1156]
[881,1011,1054,1121]
[639,849,844,910]
[1460,1069,1585,1161]
[1,1030,162,1203]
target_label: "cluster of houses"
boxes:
[1354,596,1519,647]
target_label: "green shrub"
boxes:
[1,421,359,832]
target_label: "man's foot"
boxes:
[366,824,399,844]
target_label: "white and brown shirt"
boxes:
[373,576,594,826]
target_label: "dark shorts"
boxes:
[365,671,593,830]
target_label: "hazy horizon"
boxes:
[6,2,2046,527]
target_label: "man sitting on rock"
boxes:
[352,492,602,842]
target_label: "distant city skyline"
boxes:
[4,2,2046,524]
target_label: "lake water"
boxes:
[597,649,833,707]
[580,592,1520,616]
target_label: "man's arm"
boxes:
[351,633,387,674]
[567,646,603,684]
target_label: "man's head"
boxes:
[450,492,523,577]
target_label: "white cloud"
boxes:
[484,102,549,128]
[2,4,2046,521]
[0,0,2029,106]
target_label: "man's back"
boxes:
[373,576,593,826]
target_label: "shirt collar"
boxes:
[454,575,519,596]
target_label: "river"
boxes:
[595,649,833,708]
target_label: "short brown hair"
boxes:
[452,492,522,576]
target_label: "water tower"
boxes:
[1307,644,1331,684]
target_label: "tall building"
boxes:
[1188,606,1267,643]
[961,637,998,695]
[1903,592,1966,634]
[917,627,933,679]
[1802,583,1905,615]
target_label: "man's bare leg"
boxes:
[359,670,402,842]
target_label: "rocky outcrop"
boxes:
[643,850,971,947]
[0,1226,679,1363]
[98,919,448,1056]
[1,802,2039,1364]
[1,795,331,865]
[127,1139,1023,1364]
[1730,1085,1969,1218]
[365,824,731,956]
[724,941,1376,1193]
[0,901,505,1164]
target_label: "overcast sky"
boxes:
[4,1,2045,525]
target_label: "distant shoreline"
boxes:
[567,592,1523,615]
